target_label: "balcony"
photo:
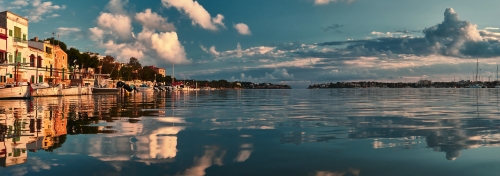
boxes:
[12,37,28,47]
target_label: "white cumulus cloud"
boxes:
[161,0,225,31]
[10,0,29,6]
[101,40,145,62]
[135,9,176,31]
[234,23,251,35]
[89,27,105,42]
[314,0,355,5]
[151,32,190,64]
[24,0,66,22]
[96,13,133,41]
[57,27,81,36]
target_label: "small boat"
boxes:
[31,82,61,97]
[92,87,120,94]
[92,74,119,94]
[0,63,32,99]
[61,84,93,96]
[136,83,154,92]
[0,82,32,99]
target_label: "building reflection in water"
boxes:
[0,98,67,167]
[7,88,500,175]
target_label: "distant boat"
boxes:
[92,74,119,94]
[470,84,482,88]
[470,59,483,88]
[496,65,500,88]
[136,83,154,92]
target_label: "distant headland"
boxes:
[307,80,499,89]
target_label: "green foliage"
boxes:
[44,37,68,52]
[140,66,156,82]
[120,66,133,81]
[67,48,82,68]
[129,57,141,70]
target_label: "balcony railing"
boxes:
[13,37,27,44]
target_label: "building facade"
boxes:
[0,11,30,84]
[28,38,58,84]
[54,45,68,83]
[0,26,7,83]
[147,66,166,77]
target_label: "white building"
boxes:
[0,11,30,83]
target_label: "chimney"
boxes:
[34,37,38,41]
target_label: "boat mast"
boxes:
[476,58,479,83]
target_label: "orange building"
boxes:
[54,45,68,85]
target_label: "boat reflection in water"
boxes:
[4,89,500,175]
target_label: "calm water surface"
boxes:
[2,89,500,176]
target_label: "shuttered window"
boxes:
[14,27,21,39]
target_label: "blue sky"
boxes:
[2,0,500,88]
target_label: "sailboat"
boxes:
[495,65,500,88]
[470,59,482,88]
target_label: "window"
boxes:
[16,52,21,63]
[23,57,26,63]
[8,55,12,63]
[8,29,12,36]
[14,26,21,39]
[45,47,52,54]
[23,34,26,41]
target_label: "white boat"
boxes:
[470,59,483,88]
[0,82,32,99]
[31,82,61,97]
[61,84,93,96]
[92,87,119,94]
[136,83,154,92]
[92,74,119,94]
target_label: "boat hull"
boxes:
[0,86,31,99]
[62,85,93,96]
[92,88,120,94]
[32,87,61,97]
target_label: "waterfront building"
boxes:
[0,11,30,84]
[147,65,166,77]
[54,45,68,85]
[28,39,55,83]
[27,45,44,83]
[0,26,6,84]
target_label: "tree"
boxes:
[140,66,156,82]
[101,56,116,75]
[81,53,91,68]
[129,57,141,70]
[67,48,82,68]
[87,56,99,69]
[120,66,132,81]
[44,37,68,52]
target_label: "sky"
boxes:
[1,0,500,88]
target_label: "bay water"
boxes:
[1,89,500,176]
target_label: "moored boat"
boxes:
[0,82,32,99]
[31,82,61,97]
